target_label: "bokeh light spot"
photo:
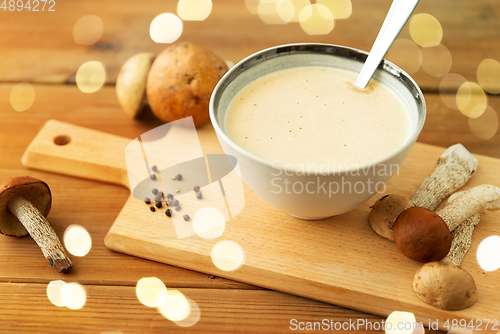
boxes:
[386,38,422,74]
[289,0,310,22]
[76,61,106,93]
[73,15,103,46]
[385,311,417,334]
[177,0,212,21]
[60,282,87,310]
[456,82,488,118]
[158,290,190,321]
[439,73,467,110]
[245,0,260,14]
[64,225,92,257]
[420,44,452,78]
[477,58,500,95]
[136,277,168,307]
[211,241,245,271]
[258,0,288,24]
[316,0,352,19]
[150,13,183,43]
[409,13,443,47]
[10,83,35,112]
[193,207,225,239]
[477,235,500,272]
[277,0,295,23]
[299,4,334,35]
[468,106,499,140]
[47,280,67,307]
[173,297,201,327]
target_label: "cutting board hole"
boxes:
[53,135,71,146]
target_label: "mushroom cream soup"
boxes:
[225,66,411,171]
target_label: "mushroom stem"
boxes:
[7,196,73,273]
[410,144,478,211]
[442,213,480,267]
[437,184,500,232]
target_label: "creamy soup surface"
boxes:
[225,66,412,170]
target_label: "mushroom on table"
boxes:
[369,144,478,240]
[0,176,73,273]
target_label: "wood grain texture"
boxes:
[0,0,498,90]
[21,120,500,332]
[1,0,499,332]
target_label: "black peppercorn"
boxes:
[175,205,181,211]
[196,192,202,199]
[165,209,172,217]
[193,185,200,192]
[155,193,163,202]
[183,214,190,221]
[166,194,174,200]
[175,174,182,180]
[150,206,156,212]
[152,165,158,172]
[145,197,151,204]
[155,201,163,208]
[173,199,179,206]
[167,199,173,207]
[150,174,157,181]
[152,188,159,195]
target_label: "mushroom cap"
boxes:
[413,262,477,310]
[0,176,52,237]
[116,52,156,118]
[393,206,452,263]
[369,194,415,241]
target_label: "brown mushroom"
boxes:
[393,184,500,263]
[116,52,156,118]
[369,144,478,240]
[411,192,500,310]
[412,262,477,310]
[0,176,73,273]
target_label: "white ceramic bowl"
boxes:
[210,43,426,219]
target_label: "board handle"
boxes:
[22,120,131,189]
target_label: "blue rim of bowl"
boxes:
[209,43,426,176]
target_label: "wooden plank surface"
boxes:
[1,0,499,332]
[20,120,500,332]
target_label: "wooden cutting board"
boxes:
[23,120,500,332]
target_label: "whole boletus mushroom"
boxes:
[413,262,477,310]
[146,41,228,127]
[116,52,156,118]
[0,176,73,273]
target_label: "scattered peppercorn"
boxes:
[193,185,200,192]
[152,165,158,172]
[155,193,163,202]
[173,199,179,206]
[150,174,157,181]
[155,201,163,208]
[167,194,174,200]
[152,188,159,195]
[183,214,190,221]
[167,199,173,207]
[175,205,181,211]
[175,174,182,180]
[196,192,203,199]
[165,209,172,217]
[145,197,151,204]
[150,206,156,212]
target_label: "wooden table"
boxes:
[1,0,499,333]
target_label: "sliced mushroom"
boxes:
[369,144,478,240]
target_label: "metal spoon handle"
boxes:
[354,0,419,89]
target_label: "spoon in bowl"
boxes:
[354,0,420,89]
